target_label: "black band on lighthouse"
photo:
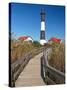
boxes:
[40,31,45,39]
[40,9,45,21]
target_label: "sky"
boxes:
[10,3,65,41]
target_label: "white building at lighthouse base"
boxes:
[40,39,47,45]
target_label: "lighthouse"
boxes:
[40,9,46,45]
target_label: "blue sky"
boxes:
[10,3,65,41]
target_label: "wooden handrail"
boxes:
[42,48,65,84]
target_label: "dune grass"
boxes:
[11,40,41,63]
[48,42,65,73]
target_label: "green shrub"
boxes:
[32,41,41,48]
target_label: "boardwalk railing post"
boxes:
[11,70,15,87]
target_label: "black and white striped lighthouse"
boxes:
[40,9,46,45]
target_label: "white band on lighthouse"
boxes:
[41,21,45,31]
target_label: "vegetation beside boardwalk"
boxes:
[11,39,42,63]
[48,42,65,73]
[11,33,65,73]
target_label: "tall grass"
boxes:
[48,42,65,73]
[11,40,41,63]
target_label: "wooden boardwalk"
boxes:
[15,53,45,87]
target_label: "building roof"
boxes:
[18,36,28,40]
[18,36,33,42]
[49,37,61,43]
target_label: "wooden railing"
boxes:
[41,48,65,85]
[11,47,45,87]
